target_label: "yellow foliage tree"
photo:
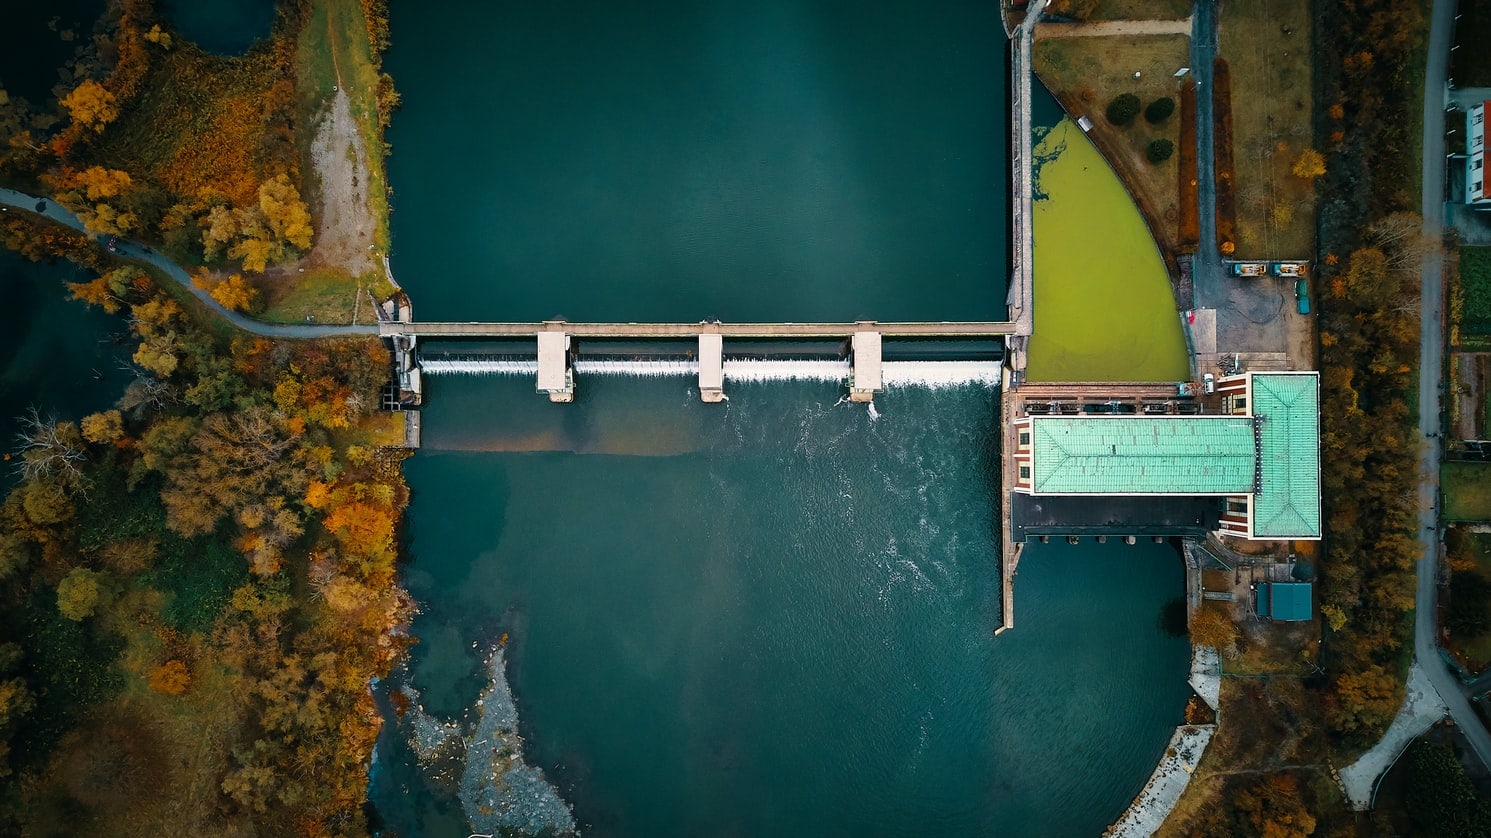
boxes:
[67,276,121,314]
[81,410,124,445]
[257,174,314,251]
[56,568,102,621]
[1291,148,1326,181]
[61,80,118,132]
[148,660,191,695]
[71,166,133,200]
[210,274,258,313]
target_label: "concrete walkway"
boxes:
[1339,663,1447,808]
[1040,18,1192,37]
[0,187,378,340]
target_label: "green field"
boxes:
[1027,119,1189,382]
[1445,461,1491,521]
[1461,247,1491,332]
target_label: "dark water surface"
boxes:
[0,0,103,105]
[0,251,131,466]
[159,0,275,56]
[385,0,1007,322]
[373,378,1189,836]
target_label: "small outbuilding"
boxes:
[1256,581,1312,621]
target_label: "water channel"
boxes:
[371,0,1191,835]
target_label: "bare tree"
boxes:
[14,408,86,484]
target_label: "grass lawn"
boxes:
[1461,247,1491,332]
[1217,0,1315,260]
[1444,461,1491,521]
[1033,34,1188,257]
[251,266,382,324]
[1089,0,1192,19]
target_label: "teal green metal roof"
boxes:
[1262,582,1312,620]
[1249,374,1321,538]
[1030,417,1258,494]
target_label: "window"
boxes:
[1227,499,1249,514]
[1019,465,1030,479]
[1477,158,1485,171]
[1018,431,1030,446]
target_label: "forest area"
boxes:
[1162,0,1476,832]
[0,0,411,834]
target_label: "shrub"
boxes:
[1147,138,1176,163]
[1145,96,1176,123]
[1106,93,1142,126]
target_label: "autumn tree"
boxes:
[209,274,259,313]
[60,80,118,132]
[148,660,191,695]
[81,410,124,445]
[1291,148,1326,181]
[57,567,103,621]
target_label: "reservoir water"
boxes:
[372,1,1191,834]
[0,252,131,465]
[384,0,1007,322]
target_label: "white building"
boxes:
[1469,101,1491,207]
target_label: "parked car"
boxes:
[1295,278,1310,314]
[1230,261,1268,277]
[1202,372,1216,394]
[1272,261,1308,277]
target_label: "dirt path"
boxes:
[1040,18,1192,37]
[306,88,377,278]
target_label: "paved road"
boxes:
[1415,0,1491,771]
[1190,0,1220,297]
[383,320,1018,339]
[0,187,378,340]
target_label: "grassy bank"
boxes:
[1033,34,1188,259]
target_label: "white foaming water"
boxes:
[881,361,1000,387]
[722,359,850,382]
[420,357,538,374]
[420,357,1000,388]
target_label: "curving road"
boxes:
[0,187,378,340]
[1415,0,1491,770]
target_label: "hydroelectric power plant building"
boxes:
[1010,372,1321,542]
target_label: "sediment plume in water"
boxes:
[398,648,577,836]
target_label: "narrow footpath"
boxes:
[0,187,378,340]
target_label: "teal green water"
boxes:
[384,0,1007,322]
[372,2,1192,834]
[373,378,1190,835]
[159,0,275,56]
[0,251,131,470]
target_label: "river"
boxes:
[370,1,1191,835]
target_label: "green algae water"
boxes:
[1026,118,1189,382]
[372,1,1192,834]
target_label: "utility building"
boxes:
[1011,372,1320,541]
